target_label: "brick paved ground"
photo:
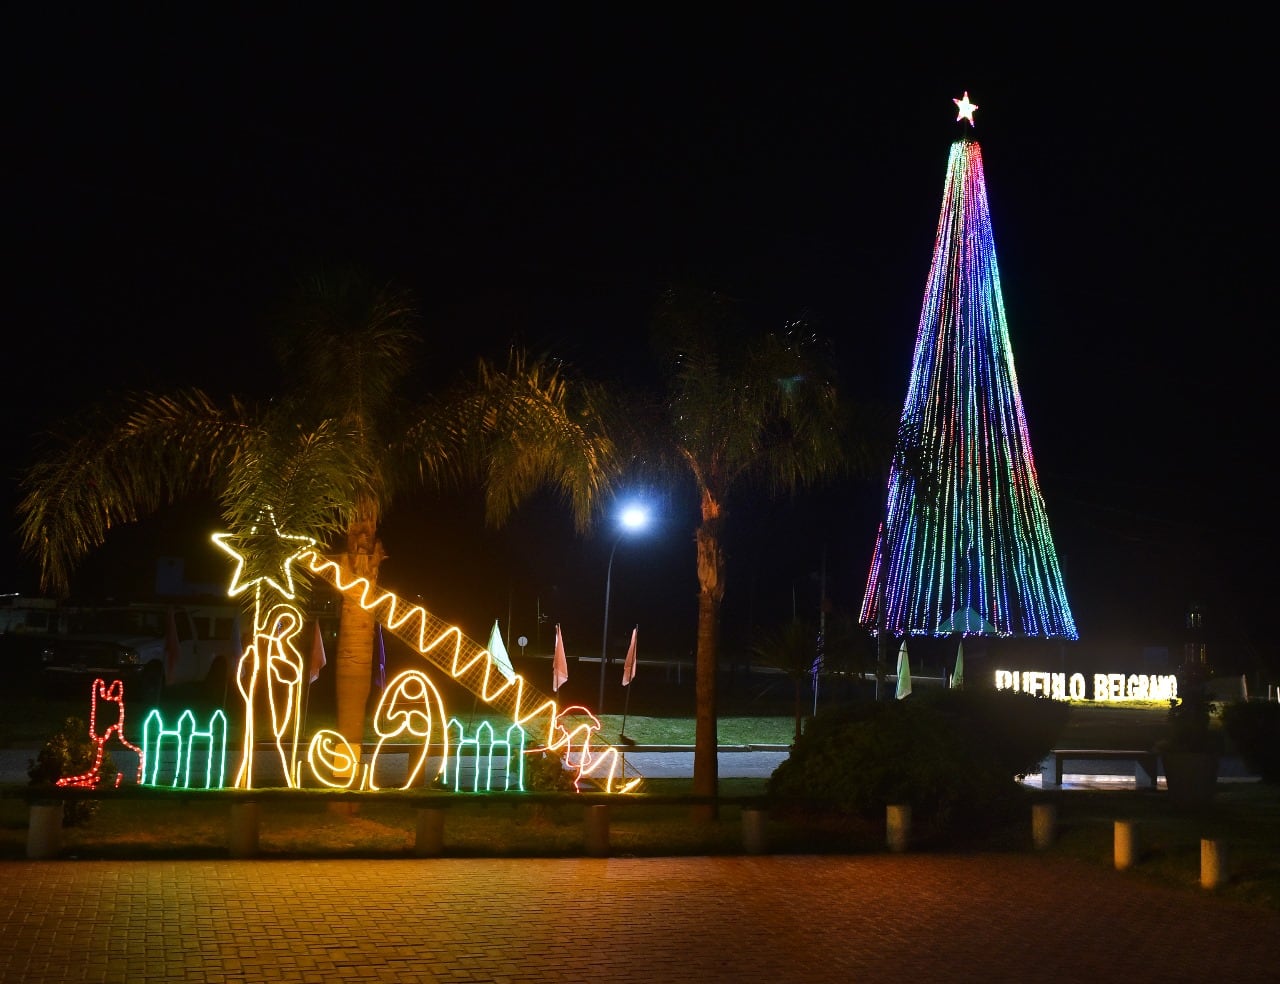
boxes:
[2,854,1277,983]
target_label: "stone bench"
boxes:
[1043,749,1159,789]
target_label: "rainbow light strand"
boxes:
[861,126,1077,639]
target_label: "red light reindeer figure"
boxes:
[56,678,144,789]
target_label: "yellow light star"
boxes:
[212,511,316,600]
[953,91,978,126]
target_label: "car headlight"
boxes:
[116,648,141,667]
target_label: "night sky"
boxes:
[6,11,1273,676]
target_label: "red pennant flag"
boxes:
[163,606,181,682]
[552,623,568,692]
[308,620,327,684]
[621,626,638,686]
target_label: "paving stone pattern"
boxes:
[2,854,1277,982]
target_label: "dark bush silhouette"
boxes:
[1222,701,1280,783]
[768,688,1067,839]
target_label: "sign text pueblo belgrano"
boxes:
[994,670,1177,702]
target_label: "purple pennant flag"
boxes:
[372,623,387,692]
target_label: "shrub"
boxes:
[28,716,117,826]
[525,749,578,792]
[1222,701,1280,783]
[927,687,1070,777]
[768,688,1067,840]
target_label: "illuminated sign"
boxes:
[994,670,1177,702]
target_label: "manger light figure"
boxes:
[860,94,1076,641]
[599,502,652,714]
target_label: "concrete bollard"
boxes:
[27,804,63,860]
[886,804,911,853]
[742,808,768,855]
[229,802,260,859]
[1031,803,1057,850]
[1201,838,1228,890]
[415,808,446,858]
[1114,820,1137,871]
[585,804,610,857]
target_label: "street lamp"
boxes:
[598,503,651,715]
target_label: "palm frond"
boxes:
[16,389,259,596]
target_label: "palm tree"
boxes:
[613,287,881,816]
[16,271,616,762]
[750,618,820,743]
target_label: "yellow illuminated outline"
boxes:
[234,603,307,788]
[210,516,642,794]
[211,510,315,600]
[366,670,449,791]
[307,730,361,789]
[300,550,641,793]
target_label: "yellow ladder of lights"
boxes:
[302,551,643,794]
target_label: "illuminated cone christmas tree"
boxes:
[860,93,1077,639]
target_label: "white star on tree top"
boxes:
[953,91,978,126]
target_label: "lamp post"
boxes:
[598,504,650,715]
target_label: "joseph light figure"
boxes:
[860,93,1077,640]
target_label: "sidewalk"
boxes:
[1,854,1276,982]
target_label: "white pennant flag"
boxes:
[552,623,569,692]
[621,626,638,687]
[895,639,913,700]
[488,619,516,682]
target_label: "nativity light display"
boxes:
[51,515,641,796]
[192,513,641,794]
[861,94,1077,640]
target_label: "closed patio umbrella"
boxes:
[895,640,913,700]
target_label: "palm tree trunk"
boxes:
[692,494,725,822]
[332,513,385,782]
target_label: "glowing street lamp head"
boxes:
[618,504,650,533]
